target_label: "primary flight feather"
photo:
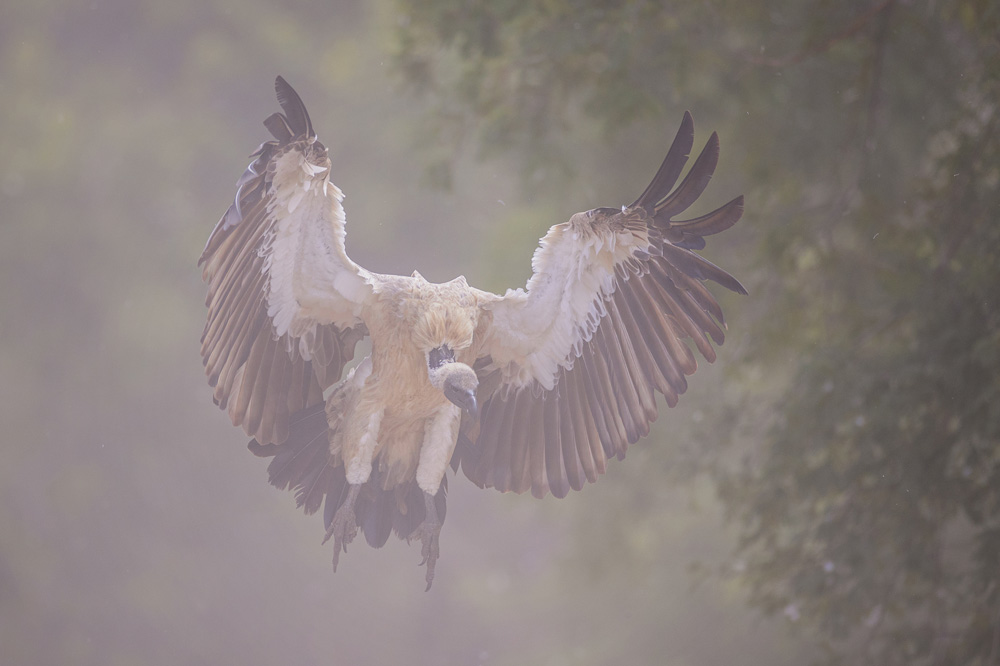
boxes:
[199,77,746,589]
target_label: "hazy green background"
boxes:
[2,1,997,665]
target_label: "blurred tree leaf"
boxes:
[391,0,1000,663]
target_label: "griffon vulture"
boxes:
[199,77,746,589]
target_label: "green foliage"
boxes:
[5,0,997,664]
[724,93,1000,664]
[1,1,802,665]
[391,1,721,188]
[393,0,1000,663]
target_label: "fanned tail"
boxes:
[248,405,446,549]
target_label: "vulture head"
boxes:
[427,344,479,416]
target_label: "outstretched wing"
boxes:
[458,112,745,498]
[200,77,371,446]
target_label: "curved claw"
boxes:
[412,490,443,590]
[323,484,360,572]
[416,523,441,591]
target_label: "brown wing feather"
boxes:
[459,113,745,497]
[199,82,366,446]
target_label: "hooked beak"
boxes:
[444,385,478,418]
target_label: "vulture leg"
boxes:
[412,492,441,591]
[323,483,361,571]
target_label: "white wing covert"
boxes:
[200,77,371,447]
[457,112,746,498]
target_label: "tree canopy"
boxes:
[2,0,997,664]
[394,1,1000,663]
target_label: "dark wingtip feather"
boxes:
[274,76,314,139]
[661,245,748,295]
[654,132,721,220]
[248,439,279,457]
[263,112,294,143]
[629,111,695,210]
[665,195,745,250]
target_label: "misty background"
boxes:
[2,1,997,665]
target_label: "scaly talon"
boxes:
[414,520,441,590]
[323,484,361,572]
[409,491,442,590]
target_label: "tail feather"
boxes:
[249,404,448,552]
[392,482,426,539]
[389,478,448,541]
[250,403,327,492]
[295,457,337,515]
[357,472,395,548]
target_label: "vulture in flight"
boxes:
[199,77,746,589]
